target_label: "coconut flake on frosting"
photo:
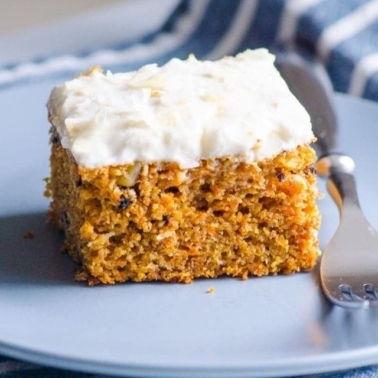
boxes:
[47,49,313,169]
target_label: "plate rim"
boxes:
[1,338,378,378]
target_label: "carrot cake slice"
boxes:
[46,49,321,285]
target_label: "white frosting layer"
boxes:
[48,49,313,168]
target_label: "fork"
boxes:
[276,51,378,309]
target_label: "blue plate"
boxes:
[1,81,378,377]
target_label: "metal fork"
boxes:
[276,51,378,309]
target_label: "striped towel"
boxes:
[1,0,378,102]
[1,1,378,377]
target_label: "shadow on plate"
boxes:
[0,212,77,286]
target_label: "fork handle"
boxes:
[316,153,360,211]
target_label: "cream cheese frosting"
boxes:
[47,49,313,169]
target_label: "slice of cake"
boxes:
[46,49,321,285]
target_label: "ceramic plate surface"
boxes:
[1,82,378,378]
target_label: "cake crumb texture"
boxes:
[48,131,321,284]
[23,230,35,239]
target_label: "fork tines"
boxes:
[338,283,378,308]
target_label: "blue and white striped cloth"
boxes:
[1,0,378,102]
[2,1,378,377]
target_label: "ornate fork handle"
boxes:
[317,153,357,208]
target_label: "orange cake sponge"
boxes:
[46,49,321,284]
